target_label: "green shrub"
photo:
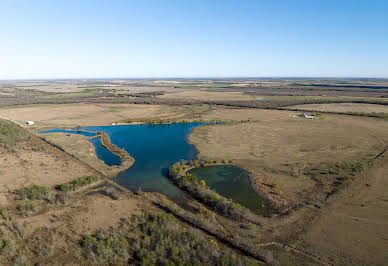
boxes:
[16,201,38,217]
[58,183,70,191]
[57,175,97,191]
[0,239,17,256]
[82,232,129,263]
[15,185,50,201]
[132,212,258,265]
[0,208,9,220]
[0,120,30,149]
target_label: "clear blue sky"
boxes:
[1,0,387,79]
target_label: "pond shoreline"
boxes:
[40,123,290,216]
[71,129,135,178]
[98,131,135,177]
[40,128,135,178]
[248,172,291,214]
[168,160,272,223]
[187,124,291,214]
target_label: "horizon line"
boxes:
[1,76,388,82]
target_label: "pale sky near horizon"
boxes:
[0,0,387,79]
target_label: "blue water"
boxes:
[40,128,122,166]
[94,123,204,197]
[43,123,204,198]
[89,137,122,166]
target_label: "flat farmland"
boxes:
[0,103,177,127]
[301,158,388,265]
[190,107,388,264]
[190,108,388,201]
[287,102,388,113]
[158,90,256,101]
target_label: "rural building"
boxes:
[26,121,35,125]
[302,113,314,119]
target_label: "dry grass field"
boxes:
[0,82,88,93]
[21,189,142,236]
[0,103,177,127]
[0,132,97,206]
[189,107,388,264]
[301,156,388,265]
[158,90,256,101]
[190,108,388,202]
[288,102,388,113]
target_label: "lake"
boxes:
[43,123,204,198]
[41,123,268,214]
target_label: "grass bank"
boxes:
[168,160,265,224]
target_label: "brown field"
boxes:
[189,107,388,264]
[191,108,387,197]
[288,102,388,113]
[0,134,98,206]
[301,157,388,265]
[0,103,177,127]
[22,189,141,235]
[0,82,88,93]
[159,90,256,101]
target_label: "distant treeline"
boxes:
[291,83,388,90]
[1,93,387,113]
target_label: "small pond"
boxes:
[188,165,269,215]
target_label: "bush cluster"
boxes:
[16,201,38,217]
[80,212,258,265]
[15,184,51,201]
[57,175,97,191]
[0,239,17,256]
[0,120,30,149]
[81,230,129,263]
[14,183,75,218]
[330,161,368,186]
[0,208,9,220]
[133,212,257,266]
